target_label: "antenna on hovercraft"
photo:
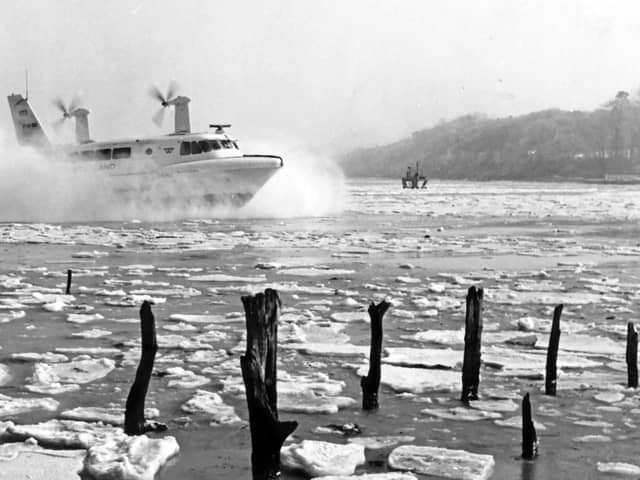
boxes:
[209,124,231,134]
[25,69,28,101]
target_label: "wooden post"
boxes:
[361,300,391,410]
[240,288,297,480]
[521,393,538,459]
[626,322,638,388]
[461,286,483,402]
[66,269,72,295]
[544,304,563,396]
[124,301,163,435]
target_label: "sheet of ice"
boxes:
[189,273,266,282]
[129,287,201,298]
[281,440,366,477]
[388,445,494,480]
[27,358,115,394]
[404,329,464,346]
[286,343,370,358]
[279,268,355,277]
[355,364,459,394]
[163,367,210,389]
[0,310,25,323]
[3,419,123,449]
[483,345,601,373]
[596,462,640,476]
[79,434,180,480]
[279,391,355,414]
[347,435,415,450]
[0,393,59,417]
[169,313,241,324]
[72,250,109,258]
[383,348,462,369]
[494,416,546,430]
[55,347,121,355]
[66,313,105,324]
[180,390,241,425]
[487,288,622,306]
[468,399,519,412]
[71,328,112,339]
[330,312,370,323]
[0,365,10,386]
[0,443,85,480]
[59,407,159,426]
[281,322,349,344]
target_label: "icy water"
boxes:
[1,179,640,480]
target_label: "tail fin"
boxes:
[7,94,50,149]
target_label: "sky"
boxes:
[3,0,640,154]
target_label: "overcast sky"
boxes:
[3,0,640,154]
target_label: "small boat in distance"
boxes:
[402,161,427,189]
[7,80,283,208]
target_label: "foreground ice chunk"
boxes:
[0,364,10,386]
[0,442,85,480]
[281,440,365,477]
[29,358,116,387]
[388,445,494,480]
[10,352,69,363]
[79,434,179,480]
[596,462,640,476]
[0,393,58,417]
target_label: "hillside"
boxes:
[340,92,640,180]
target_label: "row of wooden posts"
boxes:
[62,265,637,478]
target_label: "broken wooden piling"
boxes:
[361,300,391,410]
[461,286,483,402]
[521,393,538,460]
[240,288,297,480]
[626,322,638,388]
[544,304,563,396]
[124,301,162,435]
[66,269,72,295]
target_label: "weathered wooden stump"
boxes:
[66,269,72,295]
[521,393,538,459]
[461,286,483,402]
[544,304,563,396]
[124,301,165,435]
[241,288,297,480]
[361,300,391,410]
[626,322,638,388]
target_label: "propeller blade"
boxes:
[149,85,166,104]
[53,97,68,115]
[52,116,67,132]
[152,107,166,127]
[166,80,178,101]
[68,94,82,115]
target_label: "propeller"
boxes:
[149,80,179,127]
[52,95,82,130]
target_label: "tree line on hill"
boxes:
[340,91,640,180]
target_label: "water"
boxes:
[1,179,639,479]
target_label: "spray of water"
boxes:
[0,130,346,222]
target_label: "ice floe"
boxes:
[355,364,459,394]
[404,329,464,346]
[312,474,417,480]
[0,394,59,417]
[0,442,85,479]
[347,435,415,450]
[383,347,462,369]
[0,310,25,323]
[330,311,370,323]
[27,358,115,394]
[189,273,266,282]
[596,462,640,476]
[59,406,159,426]
[162,367,209,389]
[180,390,242,425]
[0,365,10,386]
[79,434,179,480]
[388,445,494,480]
[71,328,112,339]
[66,313,105,324]
[281,440,366,477]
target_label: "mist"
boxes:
[0,129,345,222]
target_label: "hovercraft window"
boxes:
[190,141,202,155]
[180,141,191,155]
[209,140,221,150]
[113,147,131,159]
[199,140,212,153]
[221,140,233,149]
[81,150,95,159]
[96,149,112,160]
